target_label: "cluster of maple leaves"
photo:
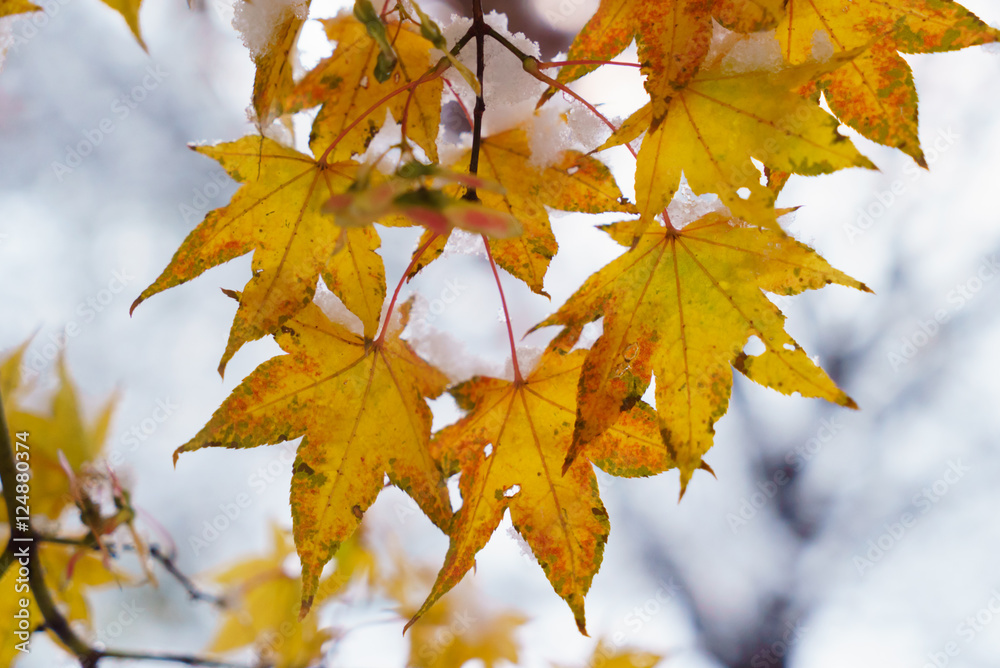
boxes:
[135,0,999,635]
[4,0,998,647]
[0,346,664,667]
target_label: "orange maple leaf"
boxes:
[409,347,679,634]
[777,0,1000,165]
[554,0,786,126]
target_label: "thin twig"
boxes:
[33,532,227,608]
[94,649,248,668]
[537,59,642,69]
[461,0,487,203]
[149,545,226,608]
[36,533,94,547]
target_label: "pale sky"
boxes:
[2,0,1000,666]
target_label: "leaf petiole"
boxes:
[483,235,523,384]
[375,232,441,347]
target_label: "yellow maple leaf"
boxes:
[284,10,443,163]
[383,547,527,668]
[4,354,114,520]
[207,525,368,668]
[133,136,386,375]
[1,339,32,406]
[39,542,121,623]
[554,0,786,125]
[98,0,146,50]
[461,128,635,295]
[410,347,681,634]
[0,0,39,18]
[537,211,869,492]
[556,641,663,668]
[0,543,118,667]
[632,52,875,237]
[776,0,1000,165]
[407,603,525,668]
[173,302,451,615]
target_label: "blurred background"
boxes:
[2,0,1000,666]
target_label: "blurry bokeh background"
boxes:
[2,0,1000,666]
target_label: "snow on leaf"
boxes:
[284,10,443,162]
[553,0,786,126]
[132,136,385,375]
[409,348,675,634]
[537,212,869,493]
[776,0,1000,165]
[173,303,451,616]
[233,0,309,129]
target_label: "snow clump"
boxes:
[233,0,308,58]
